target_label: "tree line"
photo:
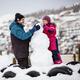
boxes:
[25,3,80,18]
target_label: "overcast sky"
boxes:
[0,0,80,16]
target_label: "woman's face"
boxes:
[42,20,48,25]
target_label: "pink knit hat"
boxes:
[43,16,51,23]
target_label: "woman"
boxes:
[42,16,62,64]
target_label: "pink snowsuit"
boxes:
[43,23,62,64]
[43,23,57,51]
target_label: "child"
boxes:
[42,16,62,64]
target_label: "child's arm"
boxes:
[48,25,56,35]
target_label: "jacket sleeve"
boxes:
[10,25,35,40]
[48,25,56,35]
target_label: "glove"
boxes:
[33,25,40,31]
[29,25,40,33]
[48,30,54,33]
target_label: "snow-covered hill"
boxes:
[0,10,80,55]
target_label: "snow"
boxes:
[0,53,15,70]
[0,14,14,23]
[0,10,80,80]
[0,62,80,80]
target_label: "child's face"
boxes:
[42,20,48,25]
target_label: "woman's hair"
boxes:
[15,13,24,22]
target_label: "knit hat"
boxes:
[43,16,51,23]
[15,13,24,22]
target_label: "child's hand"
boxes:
[48,30,54,33]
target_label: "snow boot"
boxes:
[52,52,62,64]
[17,58,30,69]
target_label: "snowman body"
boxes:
[30,25,53,67]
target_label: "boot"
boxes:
[17,58,30,69]
[52,53,62,64]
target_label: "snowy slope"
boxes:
[0,11,80,54]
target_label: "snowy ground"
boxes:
[0,63,80,80]
[0,54,80,80]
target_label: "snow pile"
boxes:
[0,61,80,80]
[0,53,15,70]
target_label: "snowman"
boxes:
[29,22,53,67]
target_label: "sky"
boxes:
[0,0,80,16]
